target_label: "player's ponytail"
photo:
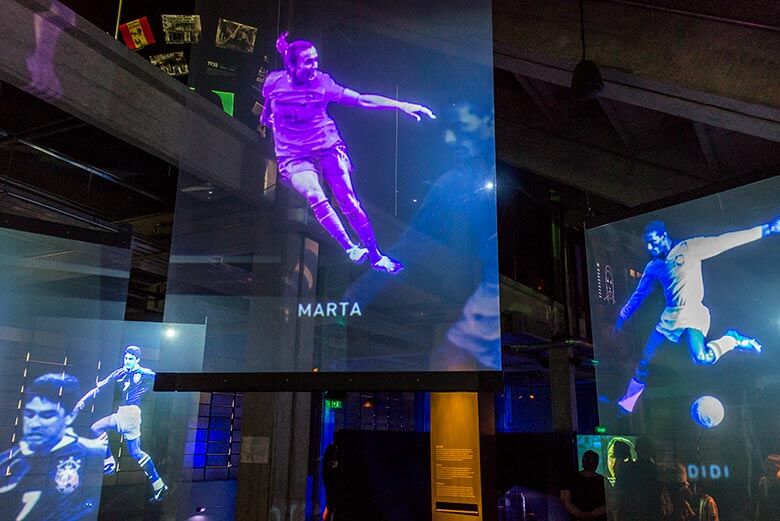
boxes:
[276,31,290,60]
[276,32,316,75]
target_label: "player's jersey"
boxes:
[262,70,356,158]
[619,226,763,319]
[111,367,155,407]
[115,367,154,407]
[0,433,104,521]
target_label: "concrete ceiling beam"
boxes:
[496,118,706,206]
[493,0,780,142]
[0,0,264,197]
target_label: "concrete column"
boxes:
[233,391,312,521]
[235,392,274,521]
[235,227,319,520]
[548,346,578,432]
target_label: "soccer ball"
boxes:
[690,396,724,428]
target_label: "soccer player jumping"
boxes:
[261,32,435,274]
[75,345,167,502]
[614,216,780,413]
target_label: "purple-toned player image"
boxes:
[74,346,168,503]
[261,32,436,274]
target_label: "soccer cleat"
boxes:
[370,255,404,274]
[346,245,369,264]
[617,378,646,414]
[149,484,169,503]
[725,329,762,353]
[103,456,117,475]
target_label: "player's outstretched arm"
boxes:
[613,266,656,334]
[73,368,126,411]
[353,93,435,121]
[695,224,768,260]
[612,316,626,335]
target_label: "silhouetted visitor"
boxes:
[322,442,339,521]
[610,439,633,484]
[561,450,607,521]
[661,464,719,521]
[755,454,780,521]
[615,437,662,521]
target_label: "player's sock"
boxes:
[137,451,162,483]
[707,330,762,362]
[617,378,645,413]
[311,200,354,250]
[342,206,404,273]
[152,477,165,491]
[342,207,379,259]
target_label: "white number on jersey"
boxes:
[17,490,42,520]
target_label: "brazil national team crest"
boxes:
[133,372,142,384]
[55,457,81,494]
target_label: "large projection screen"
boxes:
[0,215,132,521]
[586,176,780,521]
[164,0,499,379]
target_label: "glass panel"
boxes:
[165,0,500,374]
[586,176,780,521]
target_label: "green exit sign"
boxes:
[325,399,343,409]
[595,425,607,434]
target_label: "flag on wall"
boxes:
[119,17,155,50]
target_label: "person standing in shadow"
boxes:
[322,442,339,521]
[755,454,780,521]
[661,464,719,521]
[561,450,607,520]
[615,437,662,521]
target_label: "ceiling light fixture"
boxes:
[571,0,604,100]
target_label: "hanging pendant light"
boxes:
[571,0,604,100]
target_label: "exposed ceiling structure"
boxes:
[0,83,176,319]
[493,0,780,207]
[1,0,778,322]
[496,71,780,208]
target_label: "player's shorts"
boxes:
[655,303,711,342]
[112,405,142,440]
[277,143,353,183]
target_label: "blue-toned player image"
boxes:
[74,346,167,502]
[613,216,780,413]
[0,374,104,521]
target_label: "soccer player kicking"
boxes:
[614,216,780,413]
[261,32,435,274]
[75,345,168,502]
[0,374,104,520]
